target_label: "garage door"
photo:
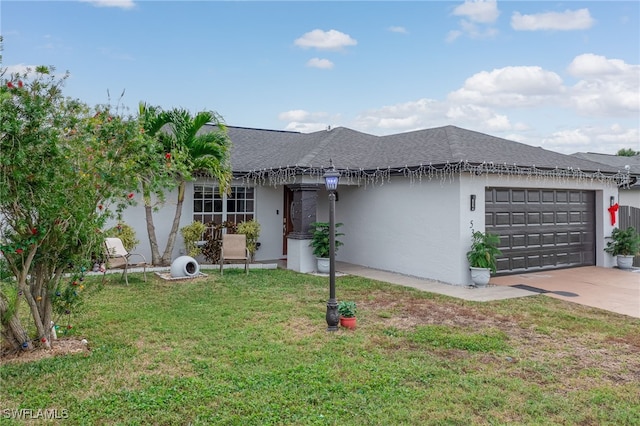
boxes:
[485,188,595,275]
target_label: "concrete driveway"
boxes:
[490,267,640,318]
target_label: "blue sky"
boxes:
[2,0,639,154]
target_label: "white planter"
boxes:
[617,255,635,270]
[170,256,200,278]
[470,267,491,287]
[316,257,330,274]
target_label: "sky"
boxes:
[2,0,639,155]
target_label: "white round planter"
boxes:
[316,257,330,274]
[470,267,491,287]
[616,255,635,270]
[170,256,200,278]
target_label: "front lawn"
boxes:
[2,269,639,425]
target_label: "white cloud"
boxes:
[306,58,334,69]
[294,29,357,51]
[445,30,462,43]
[511,9,594,31]
[448,66,564,107]
[79,0,136,9]
[567,54,640,116]
[452,0,500,24]
[283,122,329,133]
[278,110,311,122]
[458,20,499,39]
[449,1,499,41]
[540,125,639,154]
[567,53,637,78]
[388,26,408,34]
[278,110,338,133]
[4,64,37,76]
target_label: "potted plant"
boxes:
[605,227,640,269]
[466,230,502,287]
[309,221,344,273]
[338,301,357,329]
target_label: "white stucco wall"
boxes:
[114,179,284,264]
[253,185,284,261]
[118,172,619,279]
[316,176,466,285]
[315,173,619,285]
[619,187,640,208]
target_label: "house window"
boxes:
[193,185,255,227]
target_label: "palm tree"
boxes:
[157,108,232,266]
[137,103,173,266]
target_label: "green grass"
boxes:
[2,269,639,425]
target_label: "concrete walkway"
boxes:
[335,262,535,302]
[335,262,640,319]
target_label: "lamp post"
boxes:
[323,163,340,332]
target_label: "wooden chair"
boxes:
[104,237,147,285]
[219,234,249,275]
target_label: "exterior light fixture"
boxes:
[323,161,341,332]
[470,194,476,211]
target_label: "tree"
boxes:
[617,148,640,156]
[137,103,175,266]
[0,67,147,352]
[141,108,232,266]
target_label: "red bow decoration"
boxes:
[608,203,619,226]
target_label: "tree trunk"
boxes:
[145,202,162,266]
[0,294,32,352]
[160,181,186,266]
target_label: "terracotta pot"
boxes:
[340,316,356,329]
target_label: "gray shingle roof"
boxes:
[571,152,640,175]
[214,124,621,175]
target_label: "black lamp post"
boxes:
[323,163,340,332]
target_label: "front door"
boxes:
[283,187,294,255]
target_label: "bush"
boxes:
[180,221,207,257]
[104,223,139,252]
[237,219,261,261]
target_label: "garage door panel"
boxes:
[556,191,568,203]
[556,211,568,224]
[486,188,595,275]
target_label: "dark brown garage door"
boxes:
[485,188,595,275]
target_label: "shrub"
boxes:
[237,219,261,261]
[105,223,139,252]
[180,221,207,257]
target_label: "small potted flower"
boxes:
[338,300,357,329]
[605,227,640,269]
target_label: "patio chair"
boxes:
[219,234,249,275]
[104,237,147,285]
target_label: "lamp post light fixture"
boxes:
[323,163,341,332]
